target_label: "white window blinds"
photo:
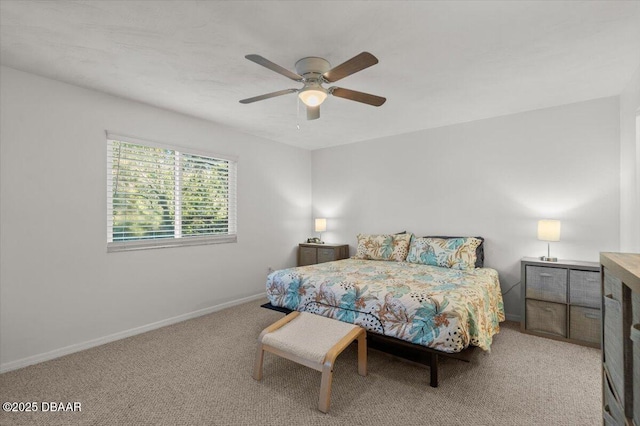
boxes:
[106,133,237,252]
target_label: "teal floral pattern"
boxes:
[354,233,412,261]
[406,237,482,270]
[266,259,505,352]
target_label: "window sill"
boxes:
[107,234,237,253]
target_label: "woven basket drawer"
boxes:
[604,269,623,302]
[633,291,640,426]
[604,373,626,426]
[569,270,600,308]
[602,410,620,426]
[526,299,566,337]
[604,295,625,403]
[317,248,336,264]
[602,410,618,426]
[299,247,317,266]
[569,305,601,344]
[526,266,567,303]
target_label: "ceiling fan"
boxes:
[239,52,386,120]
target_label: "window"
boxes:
[106,133,237,252]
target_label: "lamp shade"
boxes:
[537,220,561,242]
[314,218,327,233]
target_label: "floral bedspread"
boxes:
[266,259,505,352]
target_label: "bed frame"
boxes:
[260,302,476,387]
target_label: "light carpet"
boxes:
[0,299,601,425]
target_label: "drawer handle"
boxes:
[539,273,552,277]
[584,313,600,320]
[543,307,553,312]
[631,324,640,343]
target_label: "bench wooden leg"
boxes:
[318,362,334,413]
[253,312,301,382]
[253,344,264,381]
[357,331,367,377]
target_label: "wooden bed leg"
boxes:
[430,352,439,387]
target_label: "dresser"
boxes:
[600,252,640,426]
[298,243,349,267]
[520,257,601,347]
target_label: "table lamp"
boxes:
[537,219,561,262]
[315,218,327,243]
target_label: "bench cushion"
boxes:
[262,312,360,364]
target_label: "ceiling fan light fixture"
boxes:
[298,88,327,107]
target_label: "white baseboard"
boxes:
[0,292,266,374]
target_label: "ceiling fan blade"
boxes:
[245,54,304,81]
[323,52,379,83]
[239,89,297,104]
[307,106,320,120]
[330,87,386,107]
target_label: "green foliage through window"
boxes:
[107,138,236,245]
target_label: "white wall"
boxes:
[312,97,620,321]
[619,63,640,252]
[0,67,311,370]
[0,64,626,369]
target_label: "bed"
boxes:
[264,234,505,386]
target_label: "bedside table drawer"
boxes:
[633,291,640,426]
[298,243,349,267]
[569,270,600,308]
[604,269,623,302]
[603,294,624,402]
[317,248,336,263]
[299,247,317,266]
[604,373,626,426]
[569,305,600,344]
[526,299,566,337]
[526,265,567,303]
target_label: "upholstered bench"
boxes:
[253,311,367,413]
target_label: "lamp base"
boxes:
[539,256,558,262]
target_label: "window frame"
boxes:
[106,132,237,252]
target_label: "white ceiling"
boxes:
[1,1,639,150]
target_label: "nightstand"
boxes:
[520,257,601,347]
[298,243,349,267]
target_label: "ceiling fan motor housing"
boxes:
[295,57,331,79]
